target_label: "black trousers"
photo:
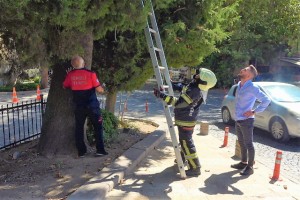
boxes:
[74,106,105,155]
[178,126,201,170]
[236,118,255,166]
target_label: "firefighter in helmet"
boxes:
[154,68,217,176]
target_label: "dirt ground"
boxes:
[0,120,157,200]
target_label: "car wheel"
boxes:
[222,107,234,125]
[269,117,290,142]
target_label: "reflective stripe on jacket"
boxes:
[164,82,203,127]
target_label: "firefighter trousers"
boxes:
[74,106,105,155]
[178,126,201,170]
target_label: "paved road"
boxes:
[119,82,300,184]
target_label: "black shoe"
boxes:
[78,153,86,158]
[79,155,85,158]
[231,162,247,170]
[95,150,108,157]
[240,165,254,176]
[185,168,201,177]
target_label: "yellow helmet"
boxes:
[198,68,217,91]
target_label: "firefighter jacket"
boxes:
[63,68,101,108]
[163,81,203,127]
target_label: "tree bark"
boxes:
[80,32,94,69]
[105,90,117,113]
[40,67,49,89]
[38,63,76,157]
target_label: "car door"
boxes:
[253,87,272,130]
[227,85,237,120]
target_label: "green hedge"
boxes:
[87,109,119,146]
[0,82,39,92]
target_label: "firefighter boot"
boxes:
[185,167,201,176]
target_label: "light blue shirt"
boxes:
[235,80,271,121]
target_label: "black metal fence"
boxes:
[0,95,46,150]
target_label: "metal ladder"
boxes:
[141,0,186,179]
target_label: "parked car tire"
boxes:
[222,107,234,125]
[269,117,290,142]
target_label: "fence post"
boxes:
[40,94,44,115]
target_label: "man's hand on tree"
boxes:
[66,67,74,74]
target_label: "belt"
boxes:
[236,118,253,123]
[181,126,195,131]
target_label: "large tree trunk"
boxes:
[38,32,94,157]
[38,63,76,157]
[105,90,117,113]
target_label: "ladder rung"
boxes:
[157,65,165,70]
[153,47,162,52]
[149,28,157,34]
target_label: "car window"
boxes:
[262,84,300,102]
[232,86,237,97]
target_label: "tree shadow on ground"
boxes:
[111,165,178,200]
[199,170,247,195]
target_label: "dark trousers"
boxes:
[74,106,105,155]
[178,126,201,170]
[236,118,255,166]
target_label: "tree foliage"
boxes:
[203,0,300,87]
[158,0,240,67]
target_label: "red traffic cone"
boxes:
[12,87,19,104]
[36,85,41,100]
[270,151,283,181]
[221,127,229,147]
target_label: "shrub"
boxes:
[0,82,38,92]
[15,82,38,91]
[87,109,119,146]
[33,76,41,84]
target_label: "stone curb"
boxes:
[68,128,166,200]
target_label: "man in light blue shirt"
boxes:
[231,65,271,176]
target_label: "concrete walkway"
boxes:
[106,123,300,200]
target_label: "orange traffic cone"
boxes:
[12,87,19,104]
[145,100,149,113]
[270,151,283,181]
[36,85,41,100]
[221,127,229,147]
